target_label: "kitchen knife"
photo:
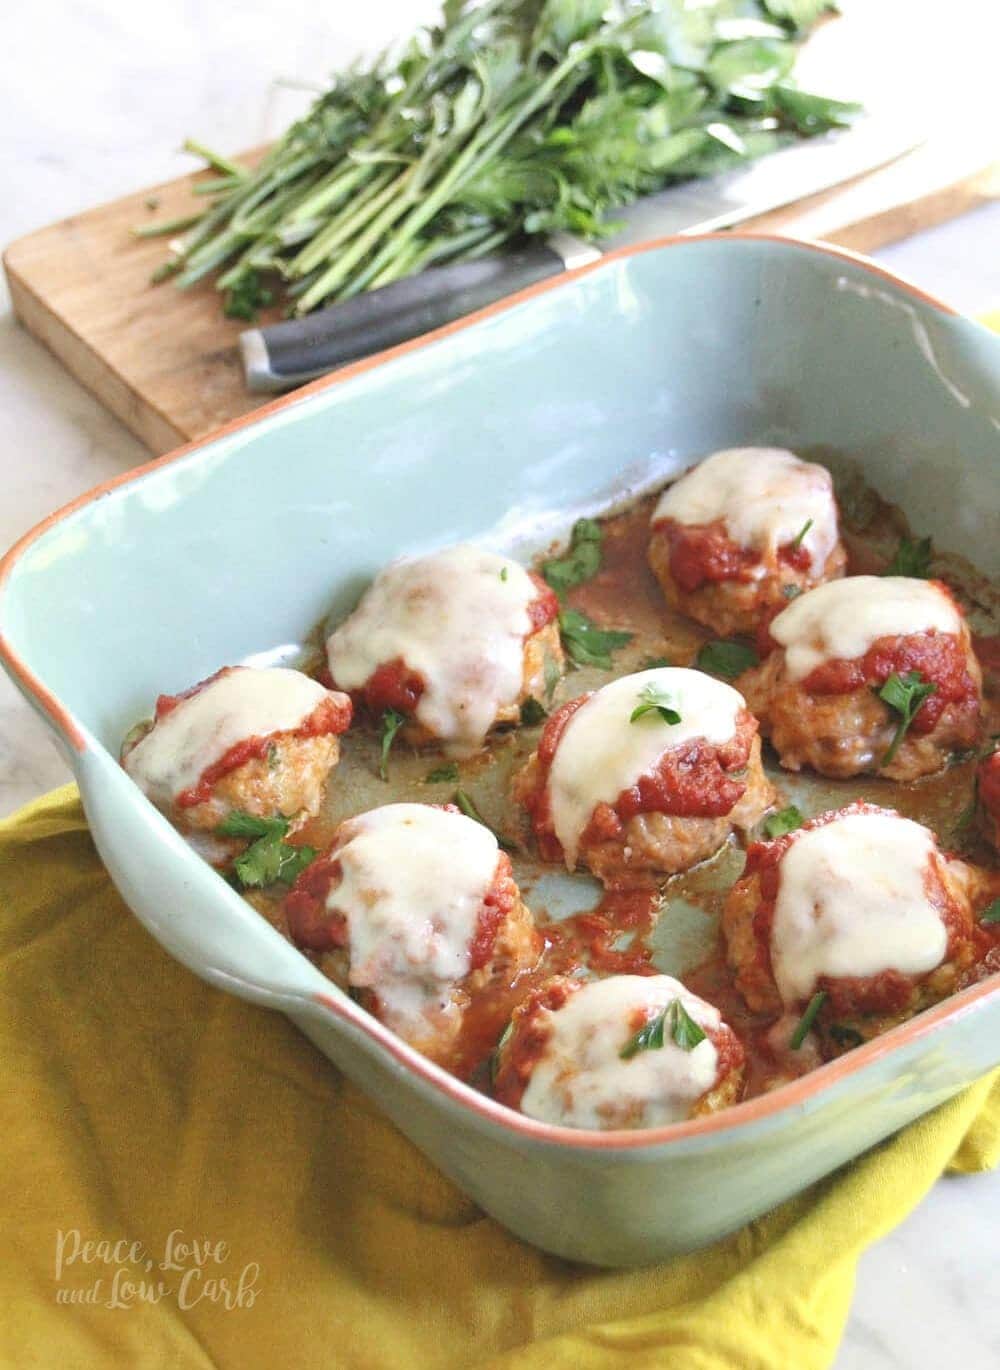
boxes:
[240,112,921,393]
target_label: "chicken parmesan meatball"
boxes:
[514,667,774,883]
[282,803,539,1063]
[121,665,351,840]
[978,750,1000,852]
[648,447,846,637]
[492,974,745,1129]
[326,545,563,756]
[722,804,989,1052]
[738,576,981,781]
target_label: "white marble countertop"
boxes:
[2,3,998,1365]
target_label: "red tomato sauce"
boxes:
[653,517,811,593]
[493,969,746,1113]
[357,656,426,716]
[283,817,514,978]
[526,572,560,632]
[171,685,352,809]
[738,803,974,1018]
[522,700,755,861]
[342,573,557,721]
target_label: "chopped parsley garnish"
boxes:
[876,670,937,766]
[884,534,933,579]
[641,655,672,670]
[764,805,805,839]
[558,609,632,670]
[499,566,509,582]
[542,518,602,595]
[829,1024,864,1049]
[223,269,274,322]
[790,518,813,551]
[620,999,706,1059]
[378,708,405,781]
[696,639,759,679]
[782,584,802,600]
[543,651,561,700]
[981,899,1000,926]
[789,991,827,1050]
[216,810,315,889]
[520,697,548,726]
[490,1019,514,1086]
[424,762,459,784]
[452,789,514,851]
[629,682,681,726]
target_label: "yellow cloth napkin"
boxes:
[2,786,998,1369]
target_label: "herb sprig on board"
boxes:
[147,0,854,318]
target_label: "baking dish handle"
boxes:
[76,747,337,1013]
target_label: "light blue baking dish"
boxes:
[2,234,999,1267]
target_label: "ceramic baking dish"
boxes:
[2,235,999,1268]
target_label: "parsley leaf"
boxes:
[790,991,827,1050]
[782,584,802,600]
[223,270,274,321]
[520,697,548,726]
[216,810,282,841]
[490,1019,514,1086]
[541,518,602,595]
[877,671,937,766]
[764,805,804,838]
[543,651,561,700]
[641,655,672,670]
[620,999,707,1059]
[981,899,1000,926]
[621,1008,666,1059]
[452,789,514,851]
[378,708,405,781]
[669,999,708,1051]
[629,682,682,726]
[696,640,759,678]
[217,810,315,889]
[235,831,316,888]
[884,535,933,579]
[500,566,509,582]
[790,517,813,550]
[425,762,459,784]
[558,609,632,670]
[829,1023,864,1049]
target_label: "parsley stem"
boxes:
[790,991,827,1050]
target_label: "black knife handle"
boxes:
[240,244,566,392]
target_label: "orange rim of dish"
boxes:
[1,231,992,1152]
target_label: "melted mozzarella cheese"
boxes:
[519,975,722,1130]
[770,576,962,680]
[124,666,331,805]
[652,447,840,577]
[771,809,948,1004]
[326,803,499,1027]
[326,545,541,756]
[548,668,744,869]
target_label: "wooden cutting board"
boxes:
[5,2,998,456]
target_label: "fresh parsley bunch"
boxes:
[147,0,855,318]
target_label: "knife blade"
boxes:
[240,112,922,393]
